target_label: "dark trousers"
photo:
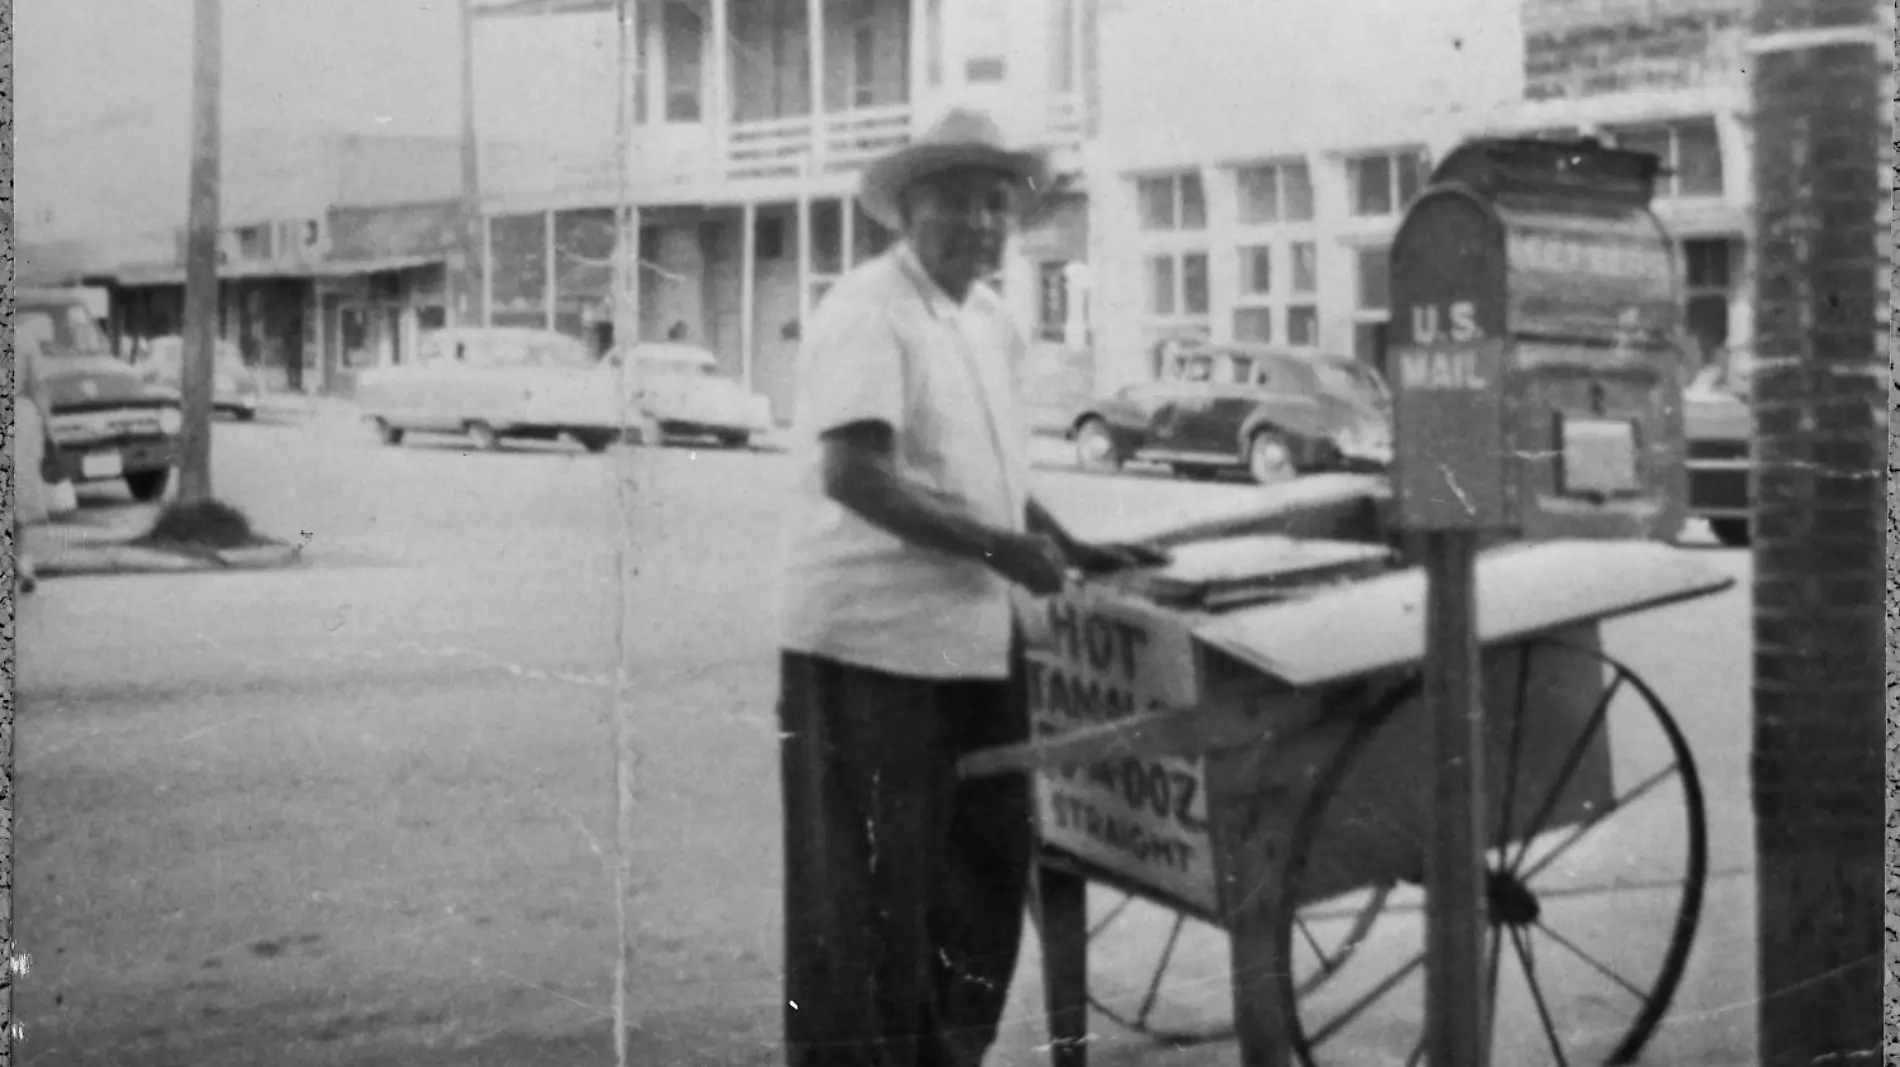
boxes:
[778,646,1035,1067]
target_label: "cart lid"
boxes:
[1082,473,1390,547]
[1116,535,1394,611]
[1191,539,1735,688]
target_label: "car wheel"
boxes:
[1246,429,1299,486]
[579,431,616,454]
[1074,418,1122,473]
[466,421,501,452]
[125,469,170,503]
[373,419,405,446]
[716,431,750,449]
[1709,517,1751,547]
[233,407,258,422]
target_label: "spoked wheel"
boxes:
[1082,884,1391,1047]
[1276,636,1708,1066]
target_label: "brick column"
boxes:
[1746,1,1887,1063]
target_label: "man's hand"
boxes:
[1066,539,1172,576]
[986,531,1071,597]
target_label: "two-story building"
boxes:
[96,130,537,396]
[471,0,1098,423]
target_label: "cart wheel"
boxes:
[1080,883,1392,1048]
[1275,639,1708,1067]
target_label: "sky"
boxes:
[17,0,471,253]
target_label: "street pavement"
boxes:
[13,411,1757,1066]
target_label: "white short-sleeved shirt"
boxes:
[776,243,1034,680]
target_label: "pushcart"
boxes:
[961,493,1735,1067]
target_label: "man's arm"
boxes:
[1025,495,1172,574]
[822,421,1068,594]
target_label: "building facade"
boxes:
[1086,0,1763,393]
[471,0,1098,423]
[1493,0,1757,375]
[1086,0,1524,391]
[98,132,514,396]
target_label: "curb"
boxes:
[35,542,304,579]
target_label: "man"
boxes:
[775,107,1165,1066]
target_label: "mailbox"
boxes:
[1387,137,1689,540]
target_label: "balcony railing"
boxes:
[726,115,814,182]
[819,105,914,174]
[725,105,915,182]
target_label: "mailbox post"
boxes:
[1387,137,1688,1066]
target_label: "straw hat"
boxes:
[857,105,1050,231]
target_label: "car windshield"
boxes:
[1309,357,1389,404]
[1171,353,1252,385]
[18,304,110,360]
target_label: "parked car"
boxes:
[130,335,264,420]
[1067,343,1393,484]
[1684,349,1753,547]
[606,342,776,448]
[17,288,182,502]
[355,327,624,452]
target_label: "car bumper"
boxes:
[47,437,179,482]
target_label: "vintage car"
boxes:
[130,335,265,420]
[1068,343,1393,484]
[18,288,183,501]
[605,342,776,448]
[355,327,624,452]
[1683,350,1753,547]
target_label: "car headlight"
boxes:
[158,408,183,434]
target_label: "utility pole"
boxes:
[608,4,643,1064]
[178,0,222,504]
[456,0,487,328]
[1746,0,1887,1062]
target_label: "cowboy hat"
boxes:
[858,105,1050,231]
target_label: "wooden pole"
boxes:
[609,1,643,1064]
[1745,2,1888,1062]
[178,0,222,505]
[1421,529,1489,1066]
[457,0,487,328]
[740,199,757,392]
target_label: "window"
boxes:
[1606,118,1724,198]
[1681,237,1735,366]
[1347,148,1430,218]
[1182,254,1209,315]
[662,1,705,123]
[1144,252,1209,318]
[1037,261,1069,342]
[1146,256,1177,315]
[850,22,877,107]
[1236,161,1315,224]
[1136,172,1206,231]
[756,216,786,260]
[1291,242,1318,294]
[1355,247,1391,312]
[235,224,273,261]
[1238,246,1272,296]
[1233,307,1274,343]
[1287,306,1320,346]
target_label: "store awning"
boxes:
[111,260,324,288]
[311,253,451,278]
